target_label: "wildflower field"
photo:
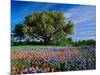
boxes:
[11,46,96,75]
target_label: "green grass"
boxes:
[11,45,65,50]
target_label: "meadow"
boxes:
[11,45,96,75]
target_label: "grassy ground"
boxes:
[11,45,67,52]
[11,45,65,49]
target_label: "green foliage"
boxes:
[23,11,74,44]
[57,37,73,46]
[13,24,24,37]
[73,39,96,47]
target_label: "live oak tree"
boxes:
[23,11,74,44]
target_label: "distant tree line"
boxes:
[73,39,96,47]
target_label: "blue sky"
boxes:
[11,1,96,40]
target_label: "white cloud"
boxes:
[64,12,72,19]
[75,30,96,34]
[64,6,96,25]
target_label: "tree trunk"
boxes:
[43,35,52,45]
[44,38,49,45]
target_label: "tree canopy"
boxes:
[22,11,74,44]
[13,24,24,38]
